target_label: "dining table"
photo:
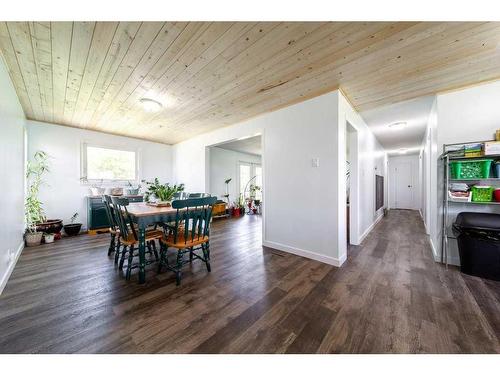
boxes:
[125,202,179,284]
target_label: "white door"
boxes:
[390,161,414,209]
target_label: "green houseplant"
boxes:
[142,178,185,205]
[25,151,50,246]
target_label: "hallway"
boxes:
[0,211,498,353]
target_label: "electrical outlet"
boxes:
[312,158,320,167]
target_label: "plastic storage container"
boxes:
[450,159,493,179]
[471,186,494,202]
[495,189,500,202]
[495,161,500,178]
[452,212,500,280]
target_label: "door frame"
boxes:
[388,155,419,210]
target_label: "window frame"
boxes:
[80,142,141,184]
[238,161,262,199]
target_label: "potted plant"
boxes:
[64,213,82,236]
[125,180,141,196]
[81,177,105,196]
[142,178,185,206]
[232,194,245,217]
[25,151,50,247]
[231,203,240,217]
[44,233,55,243]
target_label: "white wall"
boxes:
[0,58,26,294]
[338,93,388,248]
[388,154,421,210]
[26,121,173,230]
[208,147,261,201]
[173,90,386,267]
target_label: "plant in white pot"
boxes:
[25,151,49,247]
[142,178,184,206]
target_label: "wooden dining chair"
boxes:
[158,196,217,285]
[111,196,163,280]
[102,195,121,257]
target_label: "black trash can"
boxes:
[452,212,500,281]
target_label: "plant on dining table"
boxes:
[142,178,185,203]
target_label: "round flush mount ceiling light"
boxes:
[388,121,407,130]
[139,98,163,112]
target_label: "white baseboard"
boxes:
[429,237,460,266]
[0,241,24,295]
[262,240,346,267]
[358,212,384,244]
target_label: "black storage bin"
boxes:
[452,212,500,281]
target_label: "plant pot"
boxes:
[44,233,55,243]
[64,223,82,236]
[239,207,245,215]
[36,219,63,234]
[89,187,105,196]
[107,187,123,196]
[252,208,258,214]
[25,232,43,247]
[125,188,140,195]
[232,208,240,217]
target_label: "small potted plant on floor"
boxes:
[63,213,82,236]
[25,151,50,247]
[43,233,55,243]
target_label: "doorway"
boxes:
[346,122,359,246]
[389,155,419,210]
[206,135,264,222]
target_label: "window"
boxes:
[239,162,262,200]
[82,144,138,182]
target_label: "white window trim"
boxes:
[80,141,142,185]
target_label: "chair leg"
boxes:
[119,245,128,270]
[202,243,211,272]
[158,242,166,273]
[116,238,121,256]
[108,233,116,256]
[114,239,121,264]
[189,247,194,263]
[151,240,159,262]
[126,245,135,280]
[175,250,183,286]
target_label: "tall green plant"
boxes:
[142,178,185,202]
[25,151,49,233]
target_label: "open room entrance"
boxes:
[206,135,263,245]
[346,122,359,247]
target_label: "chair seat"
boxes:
[161,232,209,248]
[120,229,164,246]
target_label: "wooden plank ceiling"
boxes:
[1,22,500,144]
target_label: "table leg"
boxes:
[138,227,146,284]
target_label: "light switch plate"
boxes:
[312,158,320,167]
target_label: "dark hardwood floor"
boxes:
[0,210,499,353]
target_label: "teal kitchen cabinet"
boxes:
[87,195,143,233]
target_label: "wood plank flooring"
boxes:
[0,210,499,353]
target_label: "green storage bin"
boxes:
[450,159,493,179]
[471,186,494,202]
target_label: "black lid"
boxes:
[455,212,500,231]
